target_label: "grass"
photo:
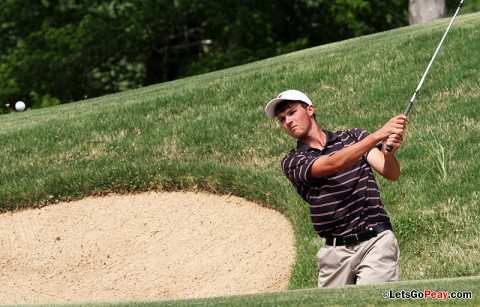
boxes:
[423,132,451,181]
[34,276,480,306]
[1,12,480,305]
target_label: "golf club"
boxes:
[386,0,465,152]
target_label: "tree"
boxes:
[0,0,409,110]
[409,0,446,24]
[0,0,207,107]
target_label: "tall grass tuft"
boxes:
[424,132,452,181]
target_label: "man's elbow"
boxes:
[385,171,400,181]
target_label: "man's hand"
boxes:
[373,115,408,153]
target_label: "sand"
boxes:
[0,192,296,305]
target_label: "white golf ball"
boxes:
[15,101,26,112]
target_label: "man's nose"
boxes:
[285,116,293,125]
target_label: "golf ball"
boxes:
[15,101,26,112]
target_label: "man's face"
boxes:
[275,102,314,139]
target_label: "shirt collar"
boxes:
[295,130,338,152]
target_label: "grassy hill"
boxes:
[95,276,480,306]
[1,11,479,304]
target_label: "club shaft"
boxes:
[406,0,464,115]
[386,0,464,152]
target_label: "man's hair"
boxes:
[275,100,316,120]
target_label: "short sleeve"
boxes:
[348,128,370,142]
[281,151,318,185]
[348,128,383,158]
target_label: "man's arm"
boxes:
[366,147,400,181]
[309,133,380,178]
[366,117,407,181]
[309,115,408,179]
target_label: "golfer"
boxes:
[265,89,408,287]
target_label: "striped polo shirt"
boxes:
[281,128,391,238]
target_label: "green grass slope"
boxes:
[79,275,480,306]
[1,12,479,295]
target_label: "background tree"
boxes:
[1,0,477,111]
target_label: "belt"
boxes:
[325,223,392,247]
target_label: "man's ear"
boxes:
[307,104,315,117]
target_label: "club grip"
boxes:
[386,101,413,152]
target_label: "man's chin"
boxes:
[288,130,305,139]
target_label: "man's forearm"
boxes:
[380,153,401,181]
[309,134,379,178]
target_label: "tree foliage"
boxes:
[2,0,456,110]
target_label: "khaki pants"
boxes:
[316,230,400,287]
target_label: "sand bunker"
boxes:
[0,192,296,305]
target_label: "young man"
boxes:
[265,89,408,287]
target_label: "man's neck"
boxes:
[299,125,326,150]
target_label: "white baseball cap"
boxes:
[265,89,313,117]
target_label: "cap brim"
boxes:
[265,98,285,117]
